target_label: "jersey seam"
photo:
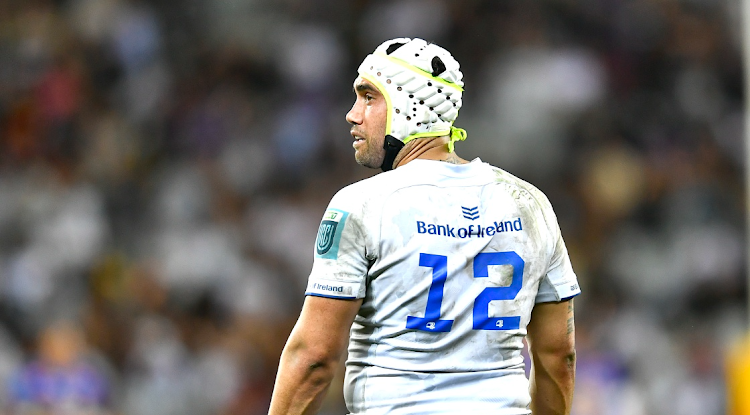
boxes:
[493,169,559,269]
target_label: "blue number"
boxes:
[472,252,523,330]
[406,254,454,332]
[406,251,524,332]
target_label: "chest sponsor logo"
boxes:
[416,218,523,238]
[462,206,479,220]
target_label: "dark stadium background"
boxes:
[0,0,745,414]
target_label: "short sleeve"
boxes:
[534,199,581,303]
[306,189,370,300]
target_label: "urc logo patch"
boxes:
[316,222,336,255]
[315,209,349,259]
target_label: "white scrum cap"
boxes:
[357,38,467,152]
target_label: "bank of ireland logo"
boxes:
[461,206,479,220]
[315,209,349,259]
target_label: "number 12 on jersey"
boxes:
[406,252,524,332]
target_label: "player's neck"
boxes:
[393,136,468,169]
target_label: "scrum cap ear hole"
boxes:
[386,42,406,55]
[431,56,446,77]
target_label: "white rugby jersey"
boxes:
[306,158,580,415]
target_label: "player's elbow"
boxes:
[564,349,576,371]
[546,344,576,372]
[529,334,575,360]
[301,348,341,372]
[550,348,577,384]
[552,348,577,381]
[530,341,576,379]
[285,339,343,376]
[293,350,341,389]
[547,338,576,362]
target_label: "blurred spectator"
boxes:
[6,320,112,415]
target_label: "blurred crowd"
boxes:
[0,0,746,414]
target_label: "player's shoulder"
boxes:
[488,164,554,210]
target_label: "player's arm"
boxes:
[526,298,576,415]
[268,295,362,415]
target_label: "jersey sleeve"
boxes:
[305,188,371,300]
[534,196,581,303]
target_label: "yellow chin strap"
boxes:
[448,126,467,153]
